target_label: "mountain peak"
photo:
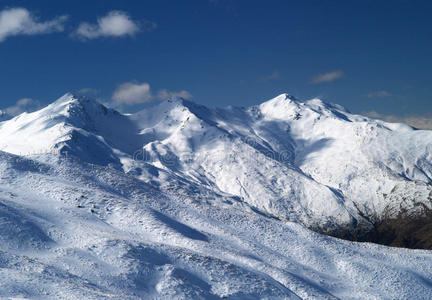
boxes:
[40,93,115,125]
[275,93,298,101]
[258,93,303,120]
[50,92,89,107]
[50,92,103,109]
[0,93,124,160]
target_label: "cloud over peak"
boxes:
[365,111,432,130]
[112,82,152,105]
[76,11,154,39]
[112,81,193,105]
[1,98,41,116]
[310,70,344,84]
[0,7,68,42]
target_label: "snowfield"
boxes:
[0,93,432,299]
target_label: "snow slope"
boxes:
[1,93,432,298]
[1,150,432,299]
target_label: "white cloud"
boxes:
[310,70,344,84]
[0,7,68,42]
[2,98,41,116]
[112,82,153,105]
[367,90,392,98]
[76,11,152,39]
[364,111,432,130]
[157,89,193,100]
[260,70,280,82]
[112,81,193,105]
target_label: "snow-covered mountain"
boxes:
[1,92,432,298]
[1,93,431,236]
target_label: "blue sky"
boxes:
[0,0,431,122]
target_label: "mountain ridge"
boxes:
[1,92,431,243]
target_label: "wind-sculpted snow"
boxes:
[1,93,432,298]
[0,201,53,250]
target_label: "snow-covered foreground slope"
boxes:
[1,150,432,299]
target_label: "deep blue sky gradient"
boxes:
[0,0,431,116]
